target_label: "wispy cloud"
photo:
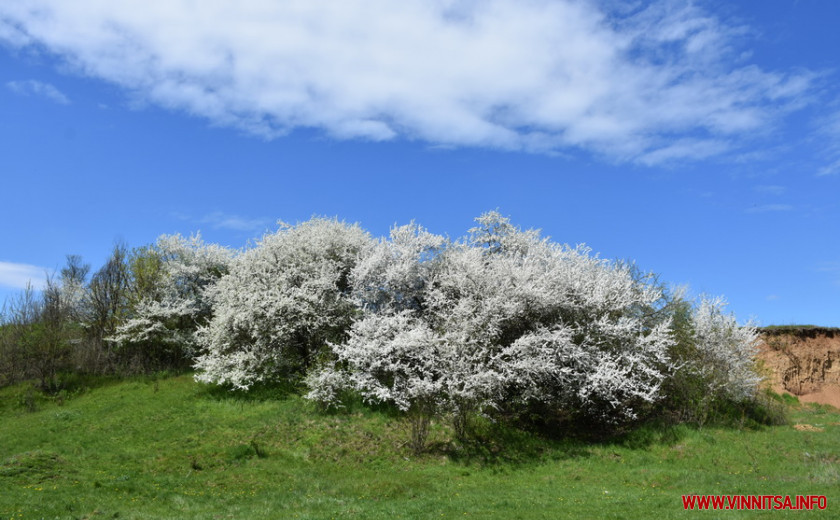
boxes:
[816,105,840,176]
[816,262,840,272]
[0,1,814,164]
[818,159,840,177]
[816,261,840,288]
[0,261,49,291]
[198,212,271,232]
[745,204,793,214]
[6,79,70,104]
[753,184,786,195]
[0,18,29,46]
[172,211,271,233]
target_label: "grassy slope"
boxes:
[760,325,840,334]
[1,375,838,519]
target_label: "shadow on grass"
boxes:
[0,372,132,413]
[0,450,70,483]
[438,432,593,468]
[195,379,301,403]
[183,381,798,469]
[421,415,597,467]
[426,408,762,467]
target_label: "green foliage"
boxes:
[226,443,259,463]
[111,233,234,372]
[654,290,771,427]
[86,243,131,345]
[0,283,77,392]
[778,392,801,406]
[760,324,840,333]
[15,385,39,413]
[127,244,166,306]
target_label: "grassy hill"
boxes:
[1,374,837,519]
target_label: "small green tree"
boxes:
[86,243,131,347]
[659,294,762,425]
[0,279,75,391]
[0,285,43,387]
[110,233,234,371]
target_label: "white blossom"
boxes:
[191,211,760,425]
[687,295,761,401]
[309,212,675,422]
[109,233,234,359]
[194,218,372,389]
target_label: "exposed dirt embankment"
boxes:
[757,327,840,409]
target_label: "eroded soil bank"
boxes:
[757,327,840,408]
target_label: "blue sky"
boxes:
[0,0,838,326]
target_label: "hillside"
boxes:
[1,374,838,518]
[757,327,840,408]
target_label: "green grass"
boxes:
[1,375,838,519]
[760,325,840,334]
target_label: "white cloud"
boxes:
[0,261,49,290]
[818,159,840,177]
[816,105,840,176]
[753,184,786,195]
[816,262,840,288]
[636,138,730,166]
[197,212,271,232]
[816,261,840,274]
[745,204,793,214]
[6,79,70,104]
[0,18,30,46]
[173,211,271,232]
[0,0,813,163]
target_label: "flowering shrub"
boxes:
[307,213,676,445]
[3,212,764,434]
[688,295,761,401]
[194,218,372,389]
[185,211,763,445]
[109,233,234,367]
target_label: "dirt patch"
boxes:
[757,328,840,409]
[793,424,824,432]
[796,387,840,409]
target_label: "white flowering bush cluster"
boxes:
[0,211,766,439]
[685,295,761,401]
[185,213,764,445]
[305,214,676,445]
[647,290,765,425]
[194,218,373,389]
[109,233,234,367]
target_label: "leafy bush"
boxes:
[659,294,763,425]
[0,282,76,392]
[109,233,234,370]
